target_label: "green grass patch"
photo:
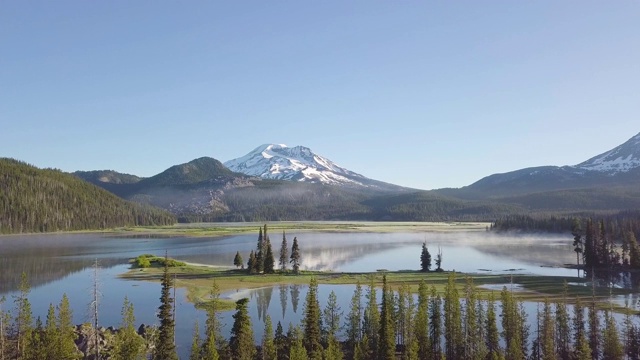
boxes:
[130,254,186,269]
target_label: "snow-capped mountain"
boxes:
[224,144,403,190]
[576,132,640,173]
[462,132,640,196]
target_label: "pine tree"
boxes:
[229,298,256,360]
[24,316,45,360]
[290,237,301,274]
[263,315,277,360]
[602,311,623,360]
[275,321,288,360]
[233,251,244,269]
[379,275,396,360]
[264,236,276,274]
[571,218,583,267]
[475,295,488,360]
[280,231,289,272]
[464,277,482,360]
[256,227,265,274]
[435,246,443,271]
[429,285,443,358]
[56,294,78,360]
[485,293,502,360]
[345,281,363,355]
[43,304,60,359]
[624,314,640,360]
[555,285,570,360]
[323,290,342,341]
[153,253,178,360]
[363,276,380,356]
[420,242,431,272]
[626,231,640,269]
[400,283,418,360]
[13,272,33,360]
[248,250,257,274]
[111,297,148,360]
[572,297,590,360]
[395,285,406,353]
[353,334,370,360]
[500,285,525,360]
[415,280,430,360]
[203,282,224,360]
[302,277,322,359]
[0,296,9,360]
[587,295,600,360]
[324,335,344,360]
[289,325,308,360]
[189,321,201,360]
[444,272,463,360]
[540,299,555,360]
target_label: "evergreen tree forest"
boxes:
[2,269,640,360]
[493,213,640,272]
[0,158,175,234]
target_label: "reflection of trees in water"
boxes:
[0,256,121,294]
[253,287,273,322]
[290,284,301,314]
[279,284,287,319]
[584,269,640,292]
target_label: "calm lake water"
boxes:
[0,229,602,357]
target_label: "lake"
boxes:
[0,227,602,357]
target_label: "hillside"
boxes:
[0,158,175,234]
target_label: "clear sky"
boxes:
[1,1,639,190]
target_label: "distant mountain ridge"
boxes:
[67,131,640,222]
[74,170,142,185]
[454,131,640,198]
[224,144,406,191]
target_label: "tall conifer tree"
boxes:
[280,231,289,272]
[290,237,301,274]
[378,275,396,360]
[302,277,322,359]
[415,280,430,360]
[230,298,256,360]
[153,253,178,360]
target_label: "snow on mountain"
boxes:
[575,132,640,174]
[224,144,371,186]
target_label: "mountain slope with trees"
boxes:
[0,158,175,234]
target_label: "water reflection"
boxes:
[279,284,287,318]
[0,231,601,296]
[290,284,301,314]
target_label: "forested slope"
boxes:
[0,158,175,234]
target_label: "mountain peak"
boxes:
[141,156,236,186]
[224,144,365,185]
[576,132,640,173]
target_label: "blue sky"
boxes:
[1,1,639,190]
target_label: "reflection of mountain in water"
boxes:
[300,242,414,271]
[471,242,574,268]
